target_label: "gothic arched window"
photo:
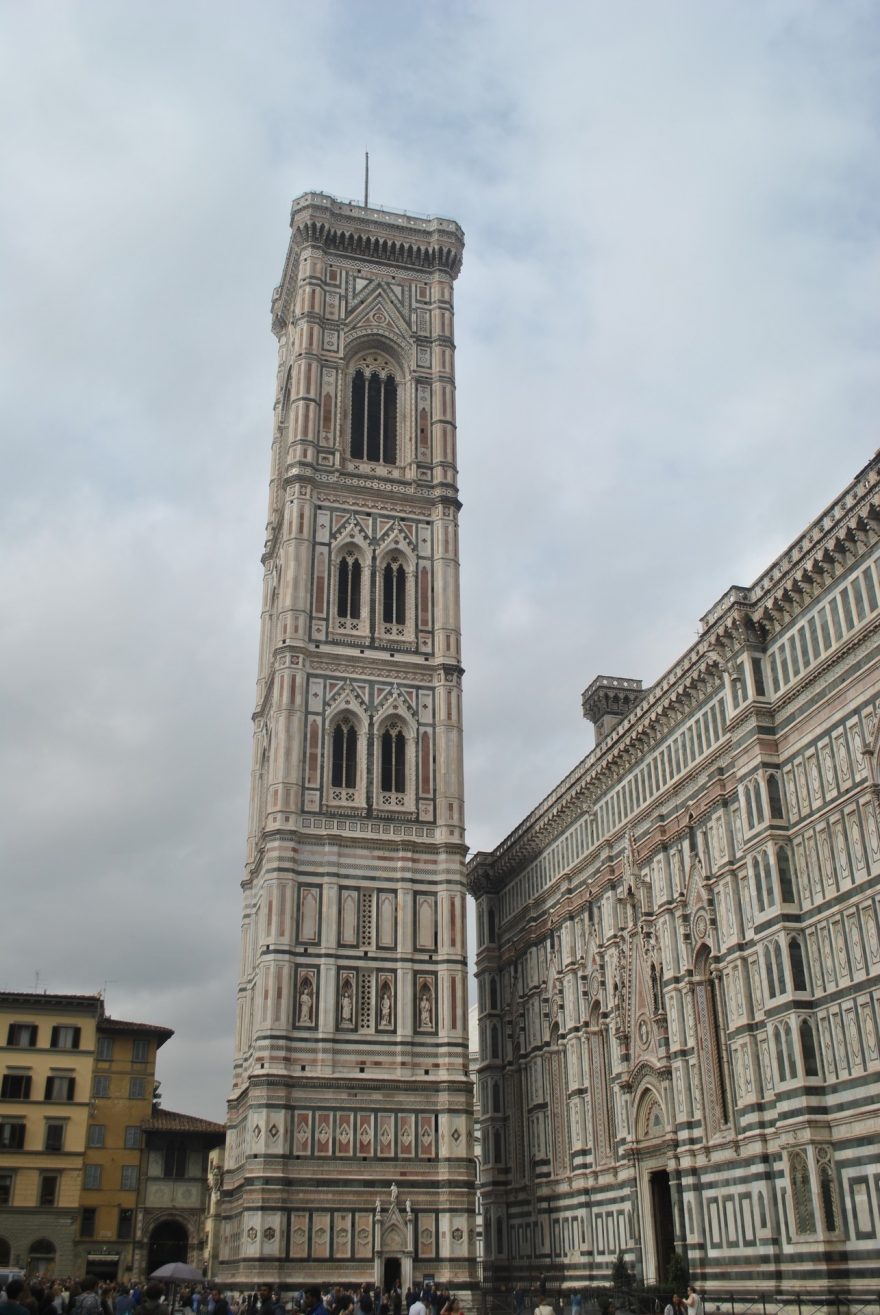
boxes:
[745,789,756,831]
[336,553,362,620]
[818,1154,838,1231]
[762,851,775,907]
[784,1021,797,1077]
[693,947,729,1133]
[800,1018,819,1077]
[752,856,766,914]
[764,946,776,998]
[349,367,398,463]
[777,845,796,903]
[790,1150,816,1233]
[774,1026,787,1081]
[768,773,784,820]
[380,725,406,794]
[588,1003,613,1167]
[774,940,786,994]
[383,562,406,625]
[789,938,808,992]
[489,977,499,1010]
[331,719,358,789]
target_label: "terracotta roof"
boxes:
[100,1016,174,1045]
[143,1107,225,1135]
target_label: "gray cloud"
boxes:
[1,0,878,1120]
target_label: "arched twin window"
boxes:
[336,553,362,620]
[380,724,406,794]
[383,561,406,625]
[774,1021,797,1081]
[350,368,397,463]
[331,719,358,789]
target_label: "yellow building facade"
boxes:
[76,1017,172,1279]
[0,992,102,1275]
[0,993,173,1280]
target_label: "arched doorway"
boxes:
[27,1238,56,1277]
[147,1219,189,1274]
[635,1090,676,1285]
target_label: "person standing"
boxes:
[246,1288,285,1315]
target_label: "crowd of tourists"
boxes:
[526,1283,705,1315]
[0,1276,463,1315]
[0,1277,235,1315]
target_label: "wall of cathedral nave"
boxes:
[470,456,880,1294]
[480,1135,880,1289]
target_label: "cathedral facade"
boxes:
[222,193,476,1291]
[470,454,880,1295]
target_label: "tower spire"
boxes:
[364,149,369,207]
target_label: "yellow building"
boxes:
[0,993,174,1281]
[0,992,103,1276]
[76,1016,172,1280]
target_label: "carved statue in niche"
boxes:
[419,982,433,1029]
[298,976,314,1025]
[379,981,393,1027]
[340,976,354,1024]
[613,978,624,1032]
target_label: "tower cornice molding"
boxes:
[272,192,464,332]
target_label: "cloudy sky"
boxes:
[1,1,879,1122]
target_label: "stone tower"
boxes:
[222,192,476,1293]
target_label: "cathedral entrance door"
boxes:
[650,1169,675,1287]
[383,1257,401,1289]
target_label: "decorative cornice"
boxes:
[468,450,880,892]
[272,192,464,333]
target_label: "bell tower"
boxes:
[222,192,476,1290]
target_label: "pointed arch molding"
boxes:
[330,511,372,549]
[344,323,413,371]
[374,682,417,724]
[377,517,417,555]
[632,1076,669,1143]
[324,678,370,721]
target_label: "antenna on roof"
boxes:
[34,970,41,991]
[364,150,369,208]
